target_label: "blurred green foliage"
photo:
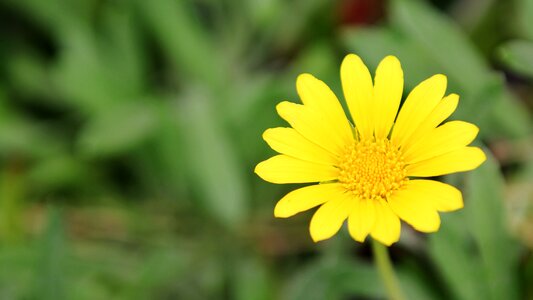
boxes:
[0,0,532,299]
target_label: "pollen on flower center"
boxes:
[338,138,408,200]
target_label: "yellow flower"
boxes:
[255,54,486,246]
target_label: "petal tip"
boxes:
[310,234,327,243]
[262,128,273,141]
[384,54,399,60]
[471,125,480,139]
[344,53,359,59]
[273,205,290,218]
[433,73,447,81]
[342,53,363,64]
[275,101,289,111]
[432,74,448,88]
[471,147,487,167]
[445,93,460,105]
[478,149,488,164]
[341,54,368,77]
[254,162,264,176]
[382,55,401,66]
[297,73,314,82]
[254,160,272,182]
[424,218,441,233]
[275,101,293,118]
[371,236,395,247]
[455,200,465,210]
[353,234,367,243]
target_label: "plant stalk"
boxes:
[371,239,406,300]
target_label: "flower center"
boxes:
[338,138,408,200]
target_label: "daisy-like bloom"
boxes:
[255,54,486,246]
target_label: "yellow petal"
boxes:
[255,155,339,184]
[296,74,353,145]
[276,101,352,156]
[406,180,463,212]
[274,183,345,218]
[373,56,404,139]
[263,127,338,165]
[370,199,401,246]
[391,74,447,148]
[309,193,355,242]
[340,54,374,139]
[402,94,459,153]
[403,121,479,164]
[348,199,375,242]
[406,147,486,177]
[388,184,441,232]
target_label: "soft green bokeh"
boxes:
[0,0,532,299]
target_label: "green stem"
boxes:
[371,239,406,300]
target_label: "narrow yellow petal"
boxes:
[276,101,352,156]
[403,121,479,164]
[263,127,338,165]
[309,193,355,242]
[255,155,338,184]
[406,180,463,212]
[274,183,345,218]
[348,199,376,242]
[391,74,447,148]
[373,56,404,139]
[406,147,486,177]
[340,54,374,139]
[388,185,441,232]
[402,94,459,153]
[370,199,401,246]
[296,74,353,145]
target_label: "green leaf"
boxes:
[429,212,488,300]
[233,256,273,300]
[244,0,284,31]
[516,0,533,40]
[284,259,382,300]
[0,165,25,243]
[391,0,490,93]
[137,0,222,89]
[291,42,339,86]
[284,255,436,300]
[177,90,248,228]
[263,0,332,52]
[396,265,442,300]
[119,249,189,299]
[3,0,88,36]
[77,102,158,158]
[498,40,533,79]
[5,51,57,101]
[33,207,67,300]
[100,3,147,93]
[484,89,532,139]
[0,92,59,159]
[28,155,89,191]
[464,150,521,300]
[430,150,522,300]
[53,28,143,114]
[341,27,435,89]
[389,0,501,126]
[384,0,531,139]
[0,245,37,298]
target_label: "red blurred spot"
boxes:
[337,0,385,25]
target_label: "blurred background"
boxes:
[0,0,532,299]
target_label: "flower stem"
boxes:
[371,239,406,300]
